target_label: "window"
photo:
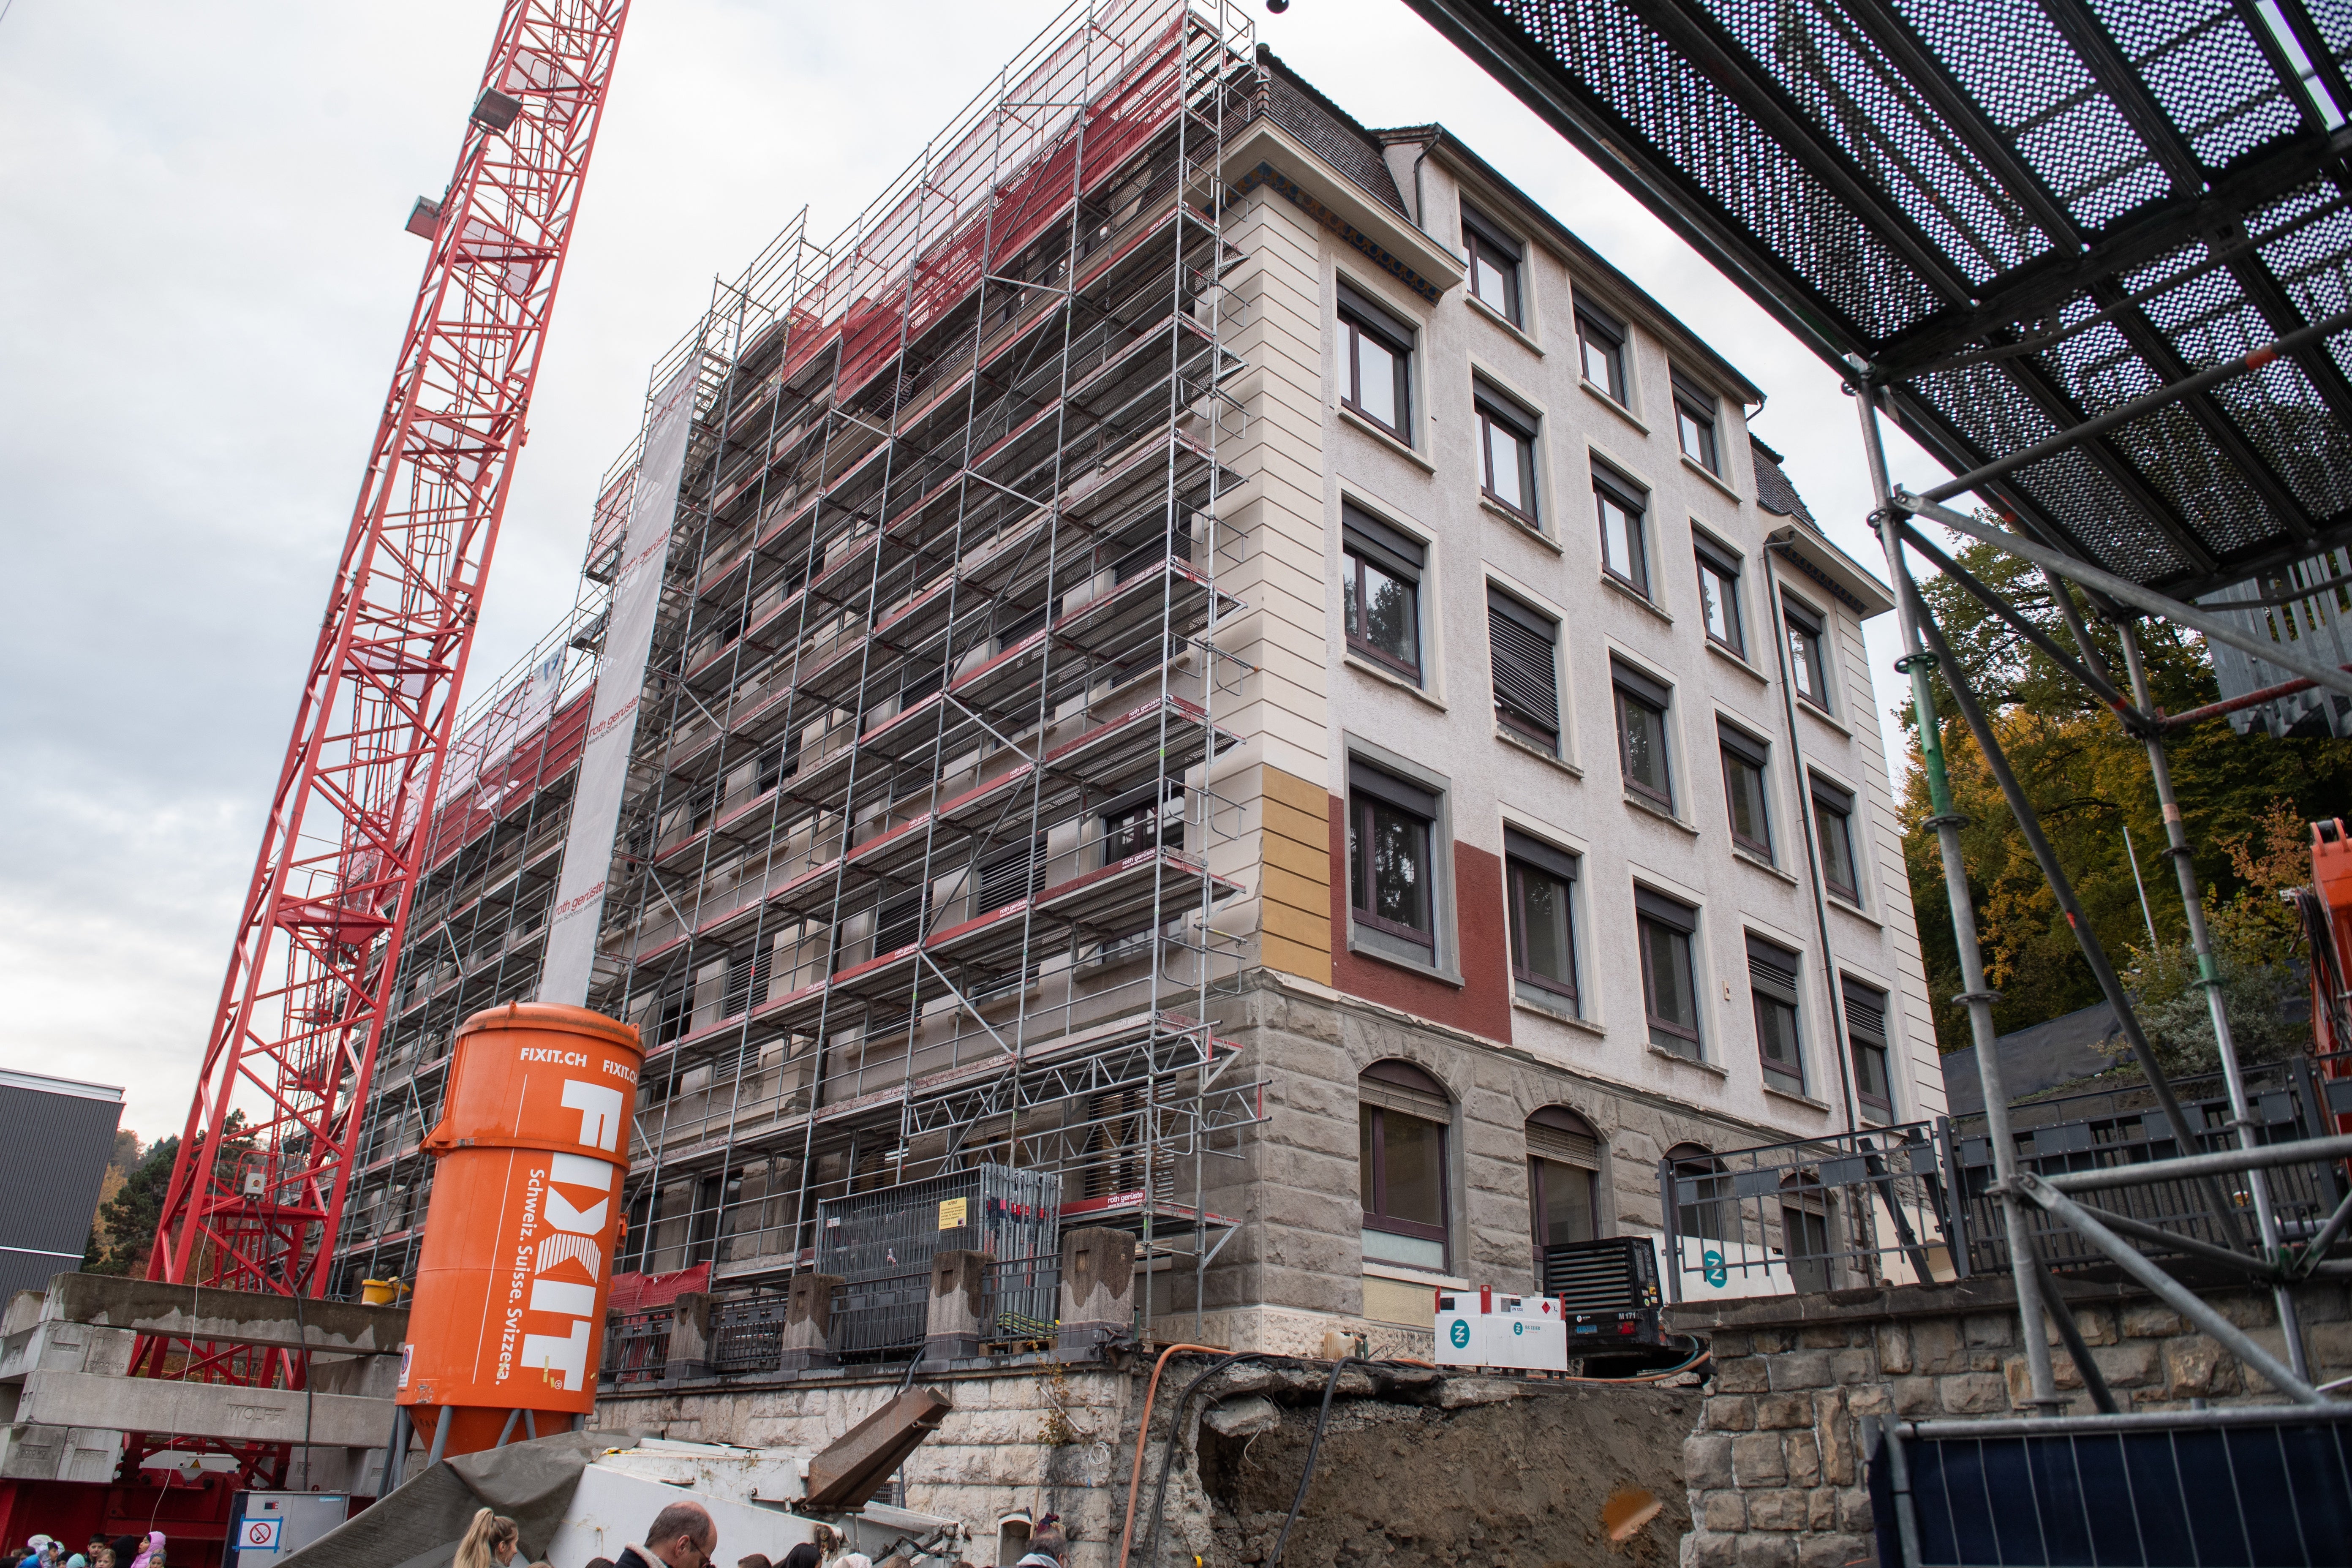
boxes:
[1812,775,1860,904]
[1359,1060,1450,1270]
[1342,504,1424,680]
[1462,204,1523,325]
[1668,1143,1726,1246]
[1786,598,1832,710]
[1635,887,1702,1056]
[873,888,927,957]
[1475,386,1539,522]
[1845,978,1894,1119]
[1747,933,1805,1094]
[1528,1106,1600,1274]
[1339,280,1414,439]
[1719,723,1772,859]
[1694,533,1744,655]
[1505,828,1579,1009]
[1595,471,1649,594]
[1613,659,1674,809]
[755,732,799,795]
[1576,303,1627,401]
[977,833,1047,912]
[722,942,773,1018]
[1101,781,1184,860]
[1348,761,1438,954]
[1489,590,1560,750]
[1672,368,1720,474]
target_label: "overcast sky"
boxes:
[0,0,1952,1144]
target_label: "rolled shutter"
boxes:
[1489,591,1558,734]
[1746,933,1801,1006]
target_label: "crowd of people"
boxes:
[21,1496,1070,1568]
[16,1531,168,1568]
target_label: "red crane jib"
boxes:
[133,0,631,1482]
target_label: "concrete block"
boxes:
[1786,1431,1821,1487]
[780,1273,842,1370]
[1203,1394,1279,1438]
[1909,1317,1966,1374]
[1875,1323,1912,1375]
[2123,1303,2184,1338]
[1685,1432,1734,1490]
[926,1251,988,1361]
[1734,1537,1797,1568]
[1714,1357,1769,1394]
[1687,1530,1740,1568]
[1700,1491,1748,1532]
[1704,1396,1756,1431]
[1796,1326,1848,1350]
[2090,1338,2160,1386]
[1838,1484,1875,1534]
[14,1367,387,1448]
[1891,1377,1937,1416]
[1938,1372,2010,1414]
[1730,1432,1786,1486]
[666,1293,713,1379]
[2163,1335,2242,1399]
[1829,1348,1876,1386]
[1807,1487,1839,1532]
[1745,1488,1804,1531]
[1755,1394,1812,1429]
[1797,1534,1872,1568]
[1964,1312,2016,1348]
[1768,1350,1832,1390]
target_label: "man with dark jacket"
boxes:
[614,1502,717,1568]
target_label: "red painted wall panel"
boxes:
[1326,796,1514,1045]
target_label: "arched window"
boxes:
[1667,1141,1727,1245]
[1358,1060,1451,1271]
[1526,1106,1600,1261]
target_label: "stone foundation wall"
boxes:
[1666,1276,2352,1568]
[599,1361,1133,1568]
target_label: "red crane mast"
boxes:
[141,0,630,1407]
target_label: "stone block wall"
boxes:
[1668,1276,2352,1568]
[600,1361,1132,1568]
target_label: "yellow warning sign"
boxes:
[938,1197,969,1230]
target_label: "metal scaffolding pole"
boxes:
[1854,385,2058,1411]
[2114,619,2312,1380]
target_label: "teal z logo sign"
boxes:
[1448,1319,1470,1348]
[1702,1248,1729,1288]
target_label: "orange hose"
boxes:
[1116,1343,1223,1568]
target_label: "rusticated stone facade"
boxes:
[1667,1276,2352,1568]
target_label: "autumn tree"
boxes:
[1898,534,2352,1058]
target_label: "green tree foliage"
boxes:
[1897,536,2352,1056]
[85,1134,179,1276]
[81,1113,258,1277]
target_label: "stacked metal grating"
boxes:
[589,0,1264,1311]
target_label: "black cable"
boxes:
[1139,1353,1276,1568]
[1268,1358,1365,1565]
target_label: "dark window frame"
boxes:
[1786,596,1833,711]
[1462,203,1524,326]
[1844,977,1895,1117]
[1359,1060,1451,1253]
[1475,386,1541,524]
[1613,659,1675,809]
[1719,721,1773,860]
[1594,469,1650,595]
[1672,368,1721,475]
[1339,280,1415,441]
[1504,827,1580,1007]
[1101,780,1185,862]
[1747,932,1806,1095]
[1636,886,1703,1056]
[1575,302,1628,402]
[1348,761,1440,952]
[1488,588,1560,750]
[1341,504,1426,682]
[1693,531,1745,656]
[1811,774,1861,905]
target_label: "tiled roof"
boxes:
[1255,47,1408,217]
[1750,437,1816,528]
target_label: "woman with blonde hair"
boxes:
[454,1510,520,1568]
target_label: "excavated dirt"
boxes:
[1194,1381,1699,1568]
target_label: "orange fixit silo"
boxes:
[397,1001,641,1456]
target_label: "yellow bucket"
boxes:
[361,1278,410,1306]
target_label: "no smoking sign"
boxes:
[241,1520,281,1552]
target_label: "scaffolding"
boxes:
[572,0,1264,1339]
